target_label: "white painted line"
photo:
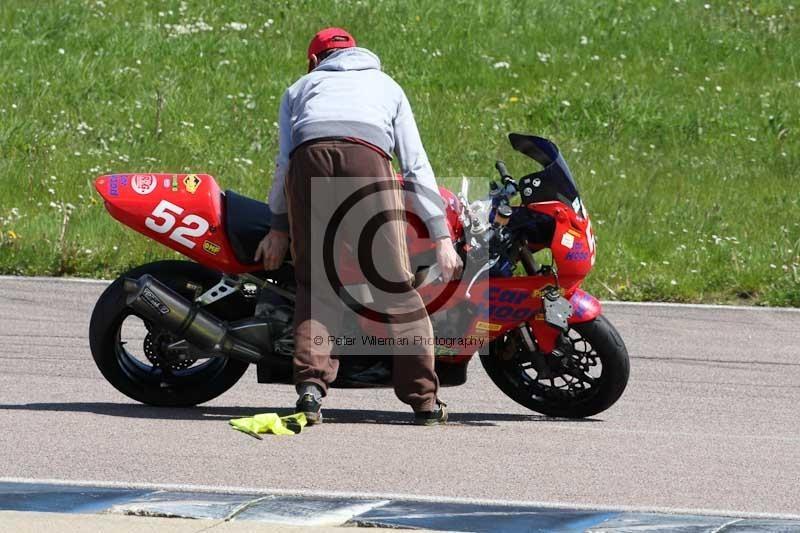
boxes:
[2,477,799,521]
[601,300,800,313]
[0,275,110,285]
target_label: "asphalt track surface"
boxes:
[0,277,798,517]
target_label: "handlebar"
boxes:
[495,160,512,181]
[494,160,517,195]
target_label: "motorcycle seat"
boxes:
[223,190,271,265]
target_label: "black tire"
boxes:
[89,261,252,407]
[480,315,629,418]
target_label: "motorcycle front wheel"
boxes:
[480,315,630,418]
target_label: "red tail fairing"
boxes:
[94,174,259,273]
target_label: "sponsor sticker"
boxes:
[171,175,179,192]
[183,174,201,194]
[565,241,589,261]
[560,232,575,249]
[131,174,157,195]
[163,178,171,189]
[475,321,502,332]
[203,240,221,255]
[434,345,459,356]
[108,175,129,197]
[531,286,564,298]
[141,287,170,315]
[566,250,590,261]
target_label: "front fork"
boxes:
[517,242,602,353]
[526,289,602,353]
[517,245,571,353]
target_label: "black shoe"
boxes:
[413,400,448,426]
[296,393,322,425]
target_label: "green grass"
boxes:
[1,0,798,305]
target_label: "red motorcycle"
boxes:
[89,133,629,418]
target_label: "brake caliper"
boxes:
[542,287,573,332]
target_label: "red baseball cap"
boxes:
[307,27,356,60]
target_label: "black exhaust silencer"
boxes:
[123,274,263,364]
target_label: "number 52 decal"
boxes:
[145,200,209,249]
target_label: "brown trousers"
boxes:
[285,140,439,412]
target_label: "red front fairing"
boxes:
[94,174,259,273]
[528,201,596,293]
[412,200,601,361]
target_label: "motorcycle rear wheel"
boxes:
[480,315,629,418]
[89,261,252,407]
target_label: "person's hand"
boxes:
[435,238,463,282]
[254,230,289,270]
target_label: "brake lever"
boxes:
[465,256,499,299]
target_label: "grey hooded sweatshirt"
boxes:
[267,47,448,240]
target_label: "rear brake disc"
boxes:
[143,332,197,371]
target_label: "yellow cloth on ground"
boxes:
[229,413,307,438]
